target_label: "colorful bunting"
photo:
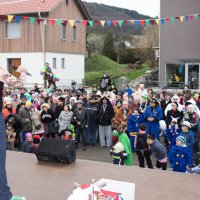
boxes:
[155,19,160,25]
[185,16,189,22]
[145,19,150,26]
[180,16,184,22]
[49,19,55,26]
[15,16,21,24]
[82,20,88,27]
[7,15,14,23]
[170,17,175,24]
[118,20,123,27]
[106,21,112,26]
[100,20,105,27]
[36,18,42,25]
[161,18,165,25]
[129,20,134,24]
[30,17,35,24]
[194,14,198,21]
[134,20,139,26]
[88,20,94,27]
[69,20,75,27]
[140,20,145,26]
[112,20,118,27]
[63,20,68,25]
[56,19,62,26]
[189,15,194,21]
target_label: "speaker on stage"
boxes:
[35,138,76,164]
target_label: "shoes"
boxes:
[10,196,26,200]
[100,145,105,148]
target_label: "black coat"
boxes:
[86,103,100,125]
[72,108,89,128]
[0,81,3,113]
[166,109,183,126]
[99,104,115,126]
[41,109,56,124]
[55,104,64,119]
[136,133,149,151]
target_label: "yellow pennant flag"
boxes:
[155,19,160,25]
[129,20,134,24]
[100,20,105,27]
[7,15,14,23]
[69,20,75,27]
[180,16,184,22]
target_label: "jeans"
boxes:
[87,124,98,144]
[75,127,88,145]
[0,113,13,200]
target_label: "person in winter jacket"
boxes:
[147,135,167,170]
[58,104,73,134]
[72,100,89,151]
[169,136,193,173]
[22,132,33,153]
[144,98,163,139]
[165,102,183,149]
[40,103,56,138]
[2,100,16,119]
[98,96,115,148]
[30,106,44,136]
[134,123,153,168]
[86,95,100,145]
[179,121,194,152]
[113,125,133,166]
[55,96,65,129]
[18,101,33,143]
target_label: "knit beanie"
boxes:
[176,136,186,145]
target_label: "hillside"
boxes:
[83,2,152,35]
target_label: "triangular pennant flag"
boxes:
[30,17,35,24]
[36,18,42,25]
[129,20,134,24]
[76,20,81,23]
[82,20,88,27]
[7,15,14,23]
[106,20,112,26]
[155,19,160,25]
[0,15,6,21]
[15,16,21,24]
[170,17,175,24]
[194,14,199,21]
[150,19,155,25]
[100,20,105,27]
[69,20,75,27]
[56,19,62,26]
[112,20,118,27]
[161,18,165,25]
[145,19,150,26]
[118,20,123,27]
[189,15,194,21]
[22,16,28,20]
[88,20,94,27]
[63,20,68,25]
[185,16,189,22]
[134,20,139,26]
[95,21,100,26]
[140,20,145,26]
[49,19,55,26]
[180,16,184,22]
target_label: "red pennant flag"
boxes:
[189,15,194,21]
[112,20,118,27]
[82,20,88,26]
[49,19,55,26]
[0,15,6,21]
[140,20,145,26]
[22,16,28,20]
[95,21,100,26]
[37,18,42,25]
[63,20,68,25]
[166,18,170,21]
[175,17,180,19]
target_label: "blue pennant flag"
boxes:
[161,18,165,25]
[15,16,21,24]
[185,16,189,22]
[134,20,139,26]
[106,20,112,26]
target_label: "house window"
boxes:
[53,58,57,69]
[61,58,65,69]
[6,22,20,39]
[72,26,77,41]
[166,63,185,88]
[61,24,66,40]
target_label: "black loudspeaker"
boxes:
[35,138,76,164]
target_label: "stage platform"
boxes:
[6,151,200,200]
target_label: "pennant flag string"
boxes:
[1,12,200,28]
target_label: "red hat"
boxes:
[33,135,40,139]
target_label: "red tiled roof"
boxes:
[0,0,63,14]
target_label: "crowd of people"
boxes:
[2,81,200,174]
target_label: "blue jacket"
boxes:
[144,106,163,138]
[166,125,181,147]
[124,88,132,96]
[179,131,194,152]
[127,114,144,133]
[169,145,193,172]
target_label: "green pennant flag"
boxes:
[30,17,35,24]
[118,20,123,27]
[145,19,150,26]
[56,19,62,26]
[194,14,198,21]
[170,17,175,24]
[88,20,94,27]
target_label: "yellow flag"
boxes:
[180,16,184,22]
[7,15,14,23]
[155,19,160,25]
[129,20,134,24]
[100,20,105,27]
[69,20,75,27]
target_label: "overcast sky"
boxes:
[84,0,160,17]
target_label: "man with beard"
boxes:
[86,95,100,145]
[128,96,138,112]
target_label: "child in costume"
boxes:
[127,109,144,152]
[22,132,33,153]
[110,142,128,165]
[113,125,133,166]
[31,135,41,154]
[134,123,153,168]
[61,127,75,140]
[169,136,193,173]
[6,124,16,151]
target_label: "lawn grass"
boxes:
[85,54,150,86]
